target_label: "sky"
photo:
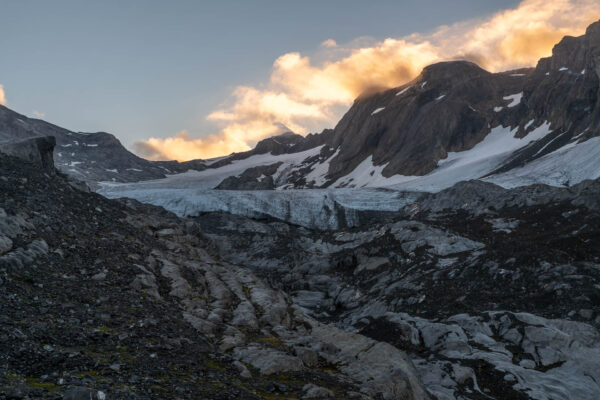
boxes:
[1,0,599,161]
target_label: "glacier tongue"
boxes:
[99,186,421,230]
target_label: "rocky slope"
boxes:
[0,146,431,399]
[0,105,213,187]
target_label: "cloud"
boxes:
[321,39,337,48]
[0,84,6,106]
[134,130,254,161]
[31,110,45,119]
[136,0,600,161]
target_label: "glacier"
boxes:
[98,124,600,230]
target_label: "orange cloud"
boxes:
[136,0,600,161]
[0,84,6,106]
[134,131,252,161]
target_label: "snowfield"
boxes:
[486,136,600,188]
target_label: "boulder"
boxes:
[0,136,55,173]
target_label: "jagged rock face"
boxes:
[414,179,600,215]
[495,20,600,172]
[208,130,331,170]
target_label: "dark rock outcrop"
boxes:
[0,135,55,173]
[414,178,600,215]
[254,131,304,155]
[215,162,282,190]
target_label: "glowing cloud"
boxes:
[133,130,252,161]
[0,84,6,106]
[31,110,45,119]
[136,0,600,161]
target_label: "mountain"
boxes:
[0,105,214,188]
[2,22,600,194]
[103,20,600,194]
[323,19,599,181]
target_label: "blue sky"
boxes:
[0,0,561,156]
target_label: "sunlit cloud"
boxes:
[0,84,6,106]
[133,130,252,161]
[136,0,600,161]
[31,110,45,118]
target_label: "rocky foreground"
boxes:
[194,181,600,399]
[2,137,600,400]
[0,146,433,399]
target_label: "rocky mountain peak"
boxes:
[253,131,304,155]
[537,19,600,74]
[420,60,490,83]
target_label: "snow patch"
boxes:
[396,86,411,96]
[305,148,340,186]
[524,120,535,130]
[333,156,418,188]
[371,107,385,115]
[494,107,503,112]
[503,92,523,108]
[558,67,569,71]
[435,95,446,101]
